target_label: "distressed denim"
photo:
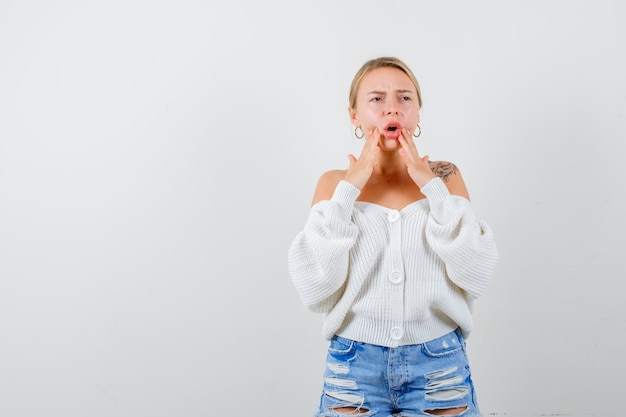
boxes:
[314,329,481,417]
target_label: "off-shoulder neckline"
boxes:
[354,198,429,213]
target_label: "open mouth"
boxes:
[384,122,401,134]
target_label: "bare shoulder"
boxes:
[428,160,471,200]
[428,161,460,182]
[311,169,347,206]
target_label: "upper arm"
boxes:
[429,161,471,201]
[311,170,346,206]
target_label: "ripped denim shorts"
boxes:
[314,329,481,417]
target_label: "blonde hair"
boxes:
[348,56,422,110]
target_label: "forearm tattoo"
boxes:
[430,162,458,182]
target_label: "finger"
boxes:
[399,128,411,147]
[362,129,381,158]
[348,154,357,168]
[364,128,379,145]
[399,130,419,161]
[398,146,415,170]
[401,128,419,152]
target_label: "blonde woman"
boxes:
[288,57,498,417]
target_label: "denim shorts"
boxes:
[314,329,481,417]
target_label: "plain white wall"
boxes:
[1,1,625,416]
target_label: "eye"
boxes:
[401,96,412,101]
[370,96,383,102]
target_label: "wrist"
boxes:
[411,172,437,189]
[344,172,366,190]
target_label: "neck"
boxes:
[372,152,407,177]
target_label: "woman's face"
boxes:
[350,66,421,148]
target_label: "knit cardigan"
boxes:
[287,177,499,347]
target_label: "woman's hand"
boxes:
[398,128,436,188]
[344,128,380,190]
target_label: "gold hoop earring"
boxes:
[355,126,364,139]
[413,124,421,138]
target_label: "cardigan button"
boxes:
[387,210,400,223]
[390,327,403,340]
[389,270,403,284]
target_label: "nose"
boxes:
[385,102,399,115]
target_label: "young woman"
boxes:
[288,56,499,417]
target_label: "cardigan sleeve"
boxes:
[287,180,361,313]
[421,177,499,300]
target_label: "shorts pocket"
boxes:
[422,330,464,358]
[328,336,358,361]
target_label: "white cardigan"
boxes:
[287,177,499,347]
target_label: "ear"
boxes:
[348,106,359,127]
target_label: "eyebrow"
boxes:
[366,89,415,95]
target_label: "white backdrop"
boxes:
[1,1,625,416]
